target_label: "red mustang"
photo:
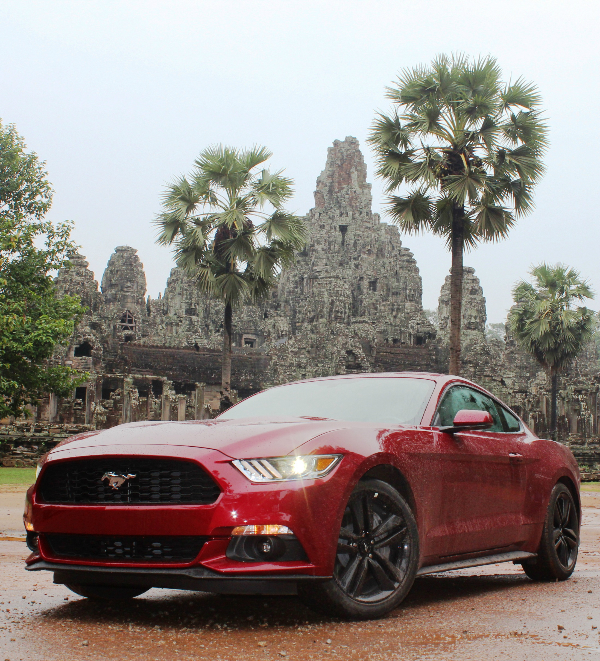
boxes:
[24,373,580,619]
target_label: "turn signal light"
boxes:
[23,492,34,532]
[231,524,292,536]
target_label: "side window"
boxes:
[497,405,522,432]
[435,386,504,432]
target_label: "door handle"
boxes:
[509,452,524,464]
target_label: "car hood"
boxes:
[49,417,346,459]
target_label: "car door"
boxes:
[426,385,529,557]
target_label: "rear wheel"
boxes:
[64,584,148,600]
[299,479,419,619]
[521,483,579,581]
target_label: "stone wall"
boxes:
[0,423,91,467]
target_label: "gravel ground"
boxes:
[1,487,599,661]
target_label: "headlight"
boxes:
[232,454,342,482]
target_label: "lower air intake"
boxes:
[45,534,207,563]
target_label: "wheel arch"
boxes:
[557,475,581,522]
[359,464,417,519]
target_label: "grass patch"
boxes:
[0,467,36,485]
[581,482,600,492]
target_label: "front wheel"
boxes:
[64,584,149,600]
[521,483,579,581]
[299,479,419,619]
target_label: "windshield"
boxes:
[221,377,436,425]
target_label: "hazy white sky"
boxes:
[2,0,599,323]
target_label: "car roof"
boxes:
[276,372,447,386]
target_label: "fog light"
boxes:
[226,530,308,563]
[250,535,285,561]
[260,540,272,554]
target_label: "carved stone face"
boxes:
[463,306,484,331]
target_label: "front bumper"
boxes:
[26,560,330,595]
[27,444,357,577]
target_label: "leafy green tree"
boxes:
[369,54,548,374]
[155,145,307,411]
[508,264,595,440]
[0,120,84,418]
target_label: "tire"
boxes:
[521,483,579,581]
[64,584,149,600]
[299,479,419,620]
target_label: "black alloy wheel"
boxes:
[553,491,579,568]
[521,483,579,581]
[298,479,419,619]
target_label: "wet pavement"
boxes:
[1,488,599,660]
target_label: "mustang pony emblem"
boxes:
[101,472,136,490]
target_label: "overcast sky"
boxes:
[2,0,599,323]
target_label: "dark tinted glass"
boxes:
[222,377,436,425]
[498,406,522,432]
[435,386,504,432]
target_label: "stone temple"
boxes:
[24,138,600,454]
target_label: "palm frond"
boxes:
[194,145,246,193]
[154,211,187,246]
[368,112,412,151]
[259,212,308,249]
[501,144,546,183]
[501,77,543,110]
[471,201,515,241]
[385,190,434,232]
[401,149,441,186]
[239,145,273,172]
[251,169,294,208]
[161,176,201,215]
[252,245,280,280]
[442,170,486,205]
[221,231,255,264]
[213,271,249,305]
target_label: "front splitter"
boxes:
[26,560,331,595]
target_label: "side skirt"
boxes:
[417,551,537,576]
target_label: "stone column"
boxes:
[48,394,58,423]
[85,379,96,426]
[195,384,205,420]
[122,377,133,424]
[161,380,172,421]
[178,396,186,421]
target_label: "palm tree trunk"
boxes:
[550,366,558,441]
[220,302,233,412]
[448,212,464,375]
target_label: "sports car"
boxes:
[24,372,580,619]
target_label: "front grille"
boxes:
[46,534,207,563]
[39,458,221,505]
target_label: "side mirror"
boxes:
[439,409,494,434]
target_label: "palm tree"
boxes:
[508,264,595,441]
[369,54,548,374]
[155,145,307,411]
